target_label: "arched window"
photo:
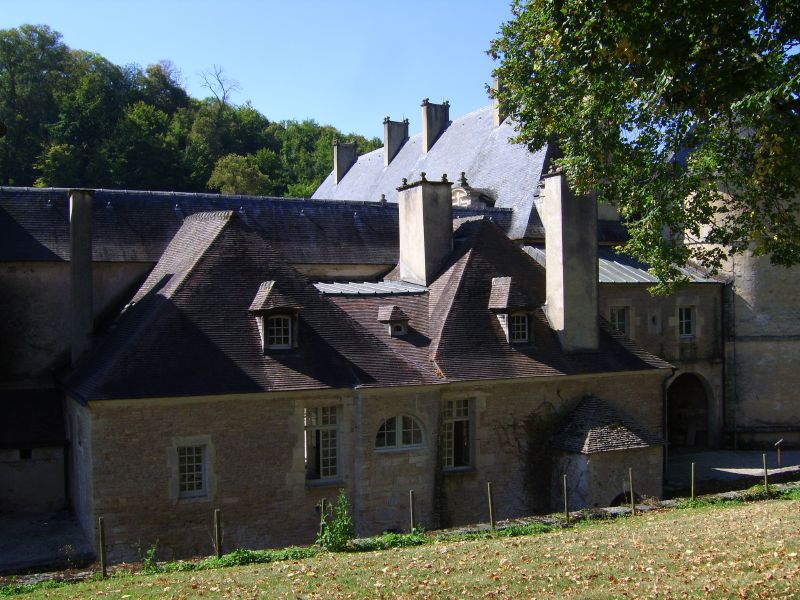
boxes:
[375,415,424,449]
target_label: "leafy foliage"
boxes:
[491,1,800,291]
[0,25,379,194]
[316,489,356,551]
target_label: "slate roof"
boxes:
[0,186,512,264]
[523,245,721,284]
[312,105,548,240]
[551,395,663,454]
[65,213,670,401]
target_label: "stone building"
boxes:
[57,174,666,560]
[0,90,795,558]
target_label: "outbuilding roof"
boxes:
[551,395,663,454]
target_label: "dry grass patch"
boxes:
[15,498,800,599]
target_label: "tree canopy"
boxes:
[0,25,380,196]
[491,1,800,290]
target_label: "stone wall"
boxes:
[0,446,65,512]
[74,369,666,562]
[0,261,152,384]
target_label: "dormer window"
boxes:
[266,315,292,349]
[509,313,529,344]
[249,281,302,352]
[377,305,410,337]
[488,276,535,346]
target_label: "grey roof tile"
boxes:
[312,105,548,239]
[523,245,720,284]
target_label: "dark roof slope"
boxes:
[66,214,669,401]
[428,220,670,381]
[66,211,438,401]
[0,186,511,264]
[551,395,663,454]
[313,105,547,240]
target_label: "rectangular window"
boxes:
[305,406,339,480]
[509,313,529,344]
[443,399,470,469]
[267,315,292,349]
[610,306,629,336]
[678,306,695,338]
[178,445,206,498]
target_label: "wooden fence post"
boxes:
[762,453,770,497]
[628,468,635,515]
[98,516,107,579]
[409,490,416,532]
[487,482,495,530]
[214,508,222,559]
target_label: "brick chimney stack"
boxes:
[69,189,94,364]
[421,99,450,154]
[333,141,356,184]
[541,170,599,352]
[397,173,453,286]
[383,117,409,167]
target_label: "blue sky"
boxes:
[3,1,514,139]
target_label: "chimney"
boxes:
[383,117,409,166]
[333,141,356,184]
[397,173,453,286]
[421,99,450,153]
[492,74,507,127]
[69,189,94,364]
[541,170,599,352]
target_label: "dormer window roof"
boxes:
[377,304,409,337]
[248,280,302,314]
[489,277,534,346]
[488,277,531,313]
[249,281,301,351]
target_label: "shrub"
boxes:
[316,489,355,551]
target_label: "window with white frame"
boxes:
[610,306,629,336]
[509,313,529,344]
[375,415,424,449]
[443,399,471,469]
[304,406,339,480]
[178,445,207,498]
[266,315,292,349]
[678,306,695,338]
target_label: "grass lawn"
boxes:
[10,497,800,599]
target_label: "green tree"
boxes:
[491,1,800,290]
[207,153,274,195]
[0,25,71,185]
[104,101,183,189]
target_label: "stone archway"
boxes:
[667,373,710,448]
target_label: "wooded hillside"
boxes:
[0,25,380,195]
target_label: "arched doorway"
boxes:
[667,373,710,448]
